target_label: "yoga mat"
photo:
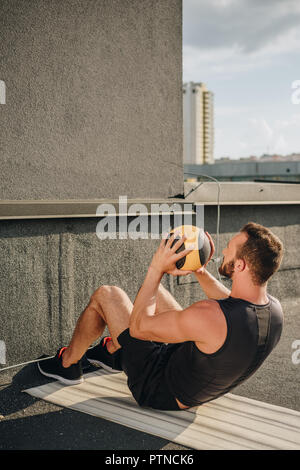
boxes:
[25,369,300,450]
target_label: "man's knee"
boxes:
[91,285,125,304]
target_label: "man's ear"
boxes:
[235,258,246,272]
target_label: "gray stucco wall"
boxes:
[0,0,183,199]
[0,204,299,412]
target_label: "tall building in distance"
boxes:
[183,82,214,164]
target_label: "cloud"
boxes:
[249,118,273,142]
[183,0,300,81]
[214,112,300,159]
[183,0,300,54]
[235,116,300,157]
[183,42,275,81]
[183,1,300,158]
[273,134,288,154]
[274,114,300,129]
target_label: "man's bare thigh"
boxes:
[90,285,132,348]
[91,282,182,348]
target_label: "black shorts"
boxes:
[115,328,181,411]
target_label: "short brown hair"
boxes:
[236,222,283,286]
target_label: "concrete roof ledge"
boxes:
[0,198,191,220]
[0,182,299,220]
[184,181,300,205]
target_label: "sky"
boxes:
[182,0,300,159]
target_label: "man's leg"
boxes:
[62,282,182,367]
[62,285,133,367]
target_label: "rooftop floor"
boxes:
[0,296,298,451]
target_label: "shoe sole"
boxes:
[38,362,84,386]
[86,358,121,374]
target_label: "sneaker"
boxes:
[86,337,122,373]
[37,347,84,385]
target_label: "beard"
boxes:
[218,257,235,279]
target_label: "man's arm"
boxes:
[130,297,224,345]
[129,265,164,336]
[129,234,192,340]
[193,268,230,300]
[129,234,227,346]
[193,232,230,300]
[129,263,225,345]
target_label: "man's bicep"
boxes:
[130,306,203,344]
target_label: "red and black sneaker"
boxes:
[86,336,122,373]
[37,347,83,385]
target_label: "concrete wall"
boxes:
[0,0,183,199]
[1,203,299,412]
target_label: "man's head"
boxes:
[219,222,283,286]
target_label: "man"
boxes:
[38,222,284,411]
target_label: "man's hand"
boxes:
[150,233,193,277]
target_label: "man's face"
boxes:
[218,232,247,279]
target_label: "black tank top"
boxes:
[165,294,283,407]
